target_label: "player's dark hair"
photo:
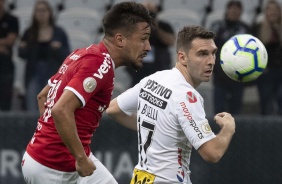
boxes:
[102,2,153,37]
[176,25,216,52]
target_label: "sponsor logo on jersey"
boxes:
[93,53,112,79]
[143,79,172,99]
[21,159,25,167]
[83,77,97,93]
[180,102,203,139]
[186,91,197,103]
[141,104,158,120]
[130,168,156,184]
[176,148,185,182]
[69,53,80,60]
[176,167,185,182]
[177,148,182,166]
[59,64,68,74]
[98,105,106,113]
[139,89,167,109]
[201,120,212,134]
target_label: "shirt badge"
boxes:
[83,77,97,93]
[186,91,197,103]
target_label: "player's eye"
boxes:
[198,52,207,56]
[141,36,149,41]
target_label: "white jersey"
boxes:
[117,68,216,184]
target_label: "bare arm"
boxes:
[37,84,50,116]
[51,90,96,176]
[198,112,235,163]
[106,98,137,131]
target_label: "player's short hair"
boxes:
[176,25,216,52]
[102,2,153,37]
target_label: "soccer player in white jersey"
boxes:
[21,2,153,184]
[106,25,236,184]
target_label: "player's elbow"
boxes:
[106,99,120,119]
[37,93,44,102]
[105,107,113,116]
[202,152,223,163]
[198,145,224,163]
[51,105,67,123]
[105,107,117,121]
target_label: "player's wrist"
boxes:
[222,124,235,135]
[74,152,88,161]
[75,155,87,162]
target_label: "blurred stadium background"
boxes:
[1,0,282,183]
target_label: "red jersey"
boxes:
[26,43,114,172]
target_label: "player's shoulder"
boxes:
[73,43,111,64]
[176,85,204,113]
[140,68,185,88]
[150,68,174,78]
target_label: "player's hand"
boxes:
[214,112,235,132]
[75,156,96,177]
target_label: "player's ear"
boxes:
[115,33,125,47]
[177,50,187,66]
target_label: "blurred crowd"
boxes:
[0,0,281,116]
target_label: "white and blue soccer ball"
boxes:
[220,34,268,82]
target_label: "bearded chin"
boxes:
[128,60,143,70]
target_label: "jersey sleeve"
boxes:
[117,83,140,116]
[65,54,113,107]
[176,91,216,150]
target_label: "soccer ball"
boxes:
[220,34,268,82]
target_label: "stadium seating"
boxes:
[10,0,36,9]
[56,7,102,36]
[158,8,201,33]
[162,0,209,13]
[207,0,259,26]
[65,30,94,51]
[11,6,32,35]
[57,0,110,13]
[7,0,59,12]
[204,9,253,29]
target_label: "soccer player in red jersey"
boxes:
[21,2,153,184]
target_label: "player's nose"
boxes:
[145,40,151,52]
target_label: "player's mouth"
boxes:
[204,70,213,76]
[139,53,147,59]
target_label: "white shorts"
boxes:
[22,151,118,184]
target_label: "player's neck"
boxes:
[175,62,199,88]
[102,38,122,68]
